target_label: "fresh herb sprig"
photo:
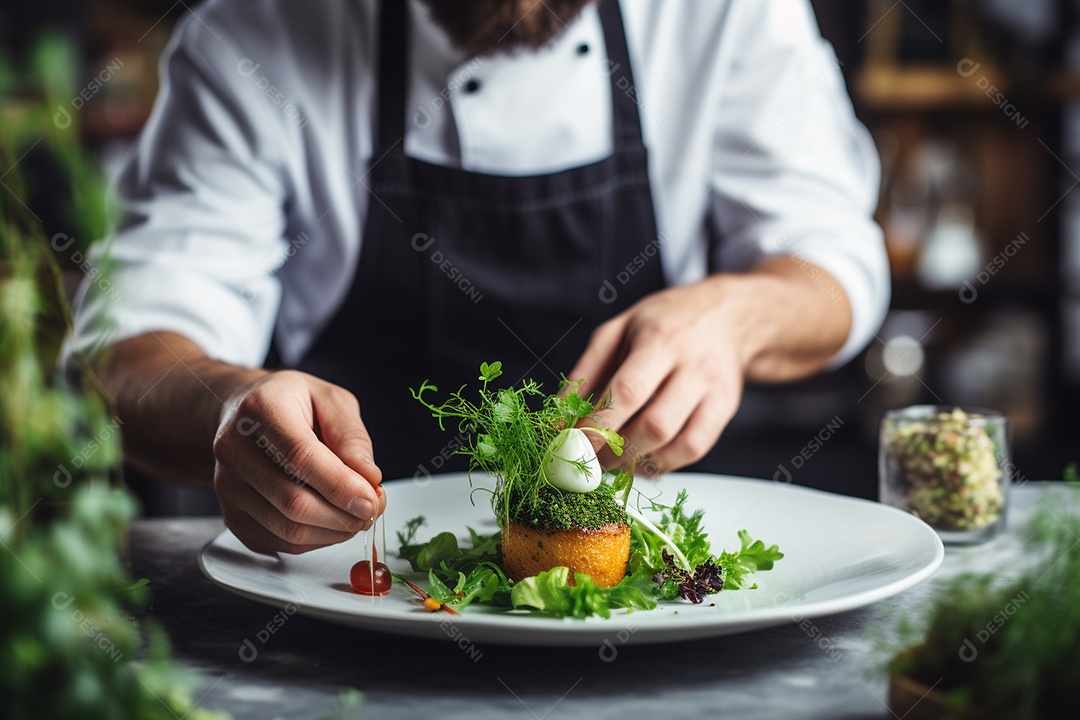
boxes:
[411,362,625,525]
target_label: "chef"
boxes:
[72,0,889,554]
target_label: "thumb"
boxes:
[311,385,383,488]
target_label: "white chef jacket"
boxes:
[70,0,889,370]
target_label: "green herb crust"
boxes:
[511,483,628,531]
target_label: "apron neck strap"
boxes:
[596,0,645,148]
[375,0,408,157]
[375,0,646,156]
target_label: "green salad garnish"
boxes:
[396,489,783,618]
[401,362,784,619]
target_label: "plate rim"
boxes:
[198,473,945,644]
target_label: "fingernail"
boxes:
[348,497,374,520]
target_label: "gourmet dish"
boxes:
[350,361,782,619]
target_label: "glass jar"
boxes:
[880,406,1010,545]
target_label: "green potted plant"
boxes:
[886,469,1080,719]
[0,33,236,720]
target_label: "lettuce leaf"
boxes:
[511,567,656,619]
[718,530,784,590]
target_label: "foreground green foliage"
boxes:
[0,34,230,720]
[889,471,1080,718]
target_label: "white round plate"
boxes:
[199,473,943,647]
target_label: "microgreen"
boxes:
[412,362,624,526]
[652,550,725,603]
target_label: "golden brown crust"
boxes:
[501,520,631,588]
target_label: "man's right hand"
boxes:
[99,332,384,557]
[212,370,385,555]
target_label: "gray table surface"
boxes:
[130,482,1055,720]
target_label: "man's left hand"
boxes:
[569,276,746,476]
[569,257,852,476]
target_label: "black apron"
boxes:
[294,0,667,481]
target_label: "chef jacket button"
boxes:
[577,43,590,55]
[464,79,481,93]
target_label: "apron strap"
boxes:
[596,0,646,149]
[375,0,646,156]
[375,0,408,157]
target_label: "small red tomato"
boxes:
[350,560,392,596]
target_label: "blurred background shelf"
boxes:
[857,66,1080,109]
[856,65,1013,110]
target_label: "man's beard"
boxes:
[418,0,597,57]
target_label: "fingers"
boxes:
[225,508,330,556]
[226,479,357,550]
[213,371,390,555]
[648,390,737,475]
[601,369,702,468]
[234,385,383,522]
[309,383,387,519]
[586,342,674,449]
[243,459,371,534]
[312,383,383,487]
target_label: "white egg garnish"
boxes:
[543,428,601,493]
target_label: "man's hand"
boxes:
[213,371,385,555]
[99,332,385,556]
[570,280,746,476]
[570,256,852,476]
